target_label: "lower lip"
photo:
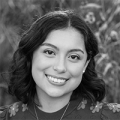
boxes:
[46,75,68,86]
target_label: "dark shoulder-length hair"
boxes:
[8,10,105,104]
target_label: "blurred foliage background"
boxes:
[0,0,120,106]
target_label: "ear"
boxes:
[83,60,90,73]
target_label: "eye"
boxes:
[68,54,80,61]
[43,49,55,56]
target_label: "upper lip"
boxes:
[46,74,69,80]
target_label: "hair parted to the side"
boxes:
[8,10,106,104]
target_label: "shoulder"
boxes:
[87,101,120,120]
[73,99,120,120]
[101,102,120,120]
[0,102,28,120]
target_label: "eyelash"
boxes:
[43,49,55,56]
[68,55,80,61]
[43,49,80,61]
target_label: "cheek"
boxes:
[67,64,85,91]
[32,55,49,85]
[32,54,52,71]
[68,63,84,77]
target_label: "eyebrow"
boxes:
[41,43,84,54]
[41,43,58,50]
[69,49,84,54]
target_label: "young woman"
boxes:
[0,10,120,120]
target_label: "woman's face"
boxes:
[32,27,88,98]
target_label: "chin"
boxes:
[47,91,65,98]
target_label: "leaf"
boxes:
[80,3,101,9]
[103,63,112,75]
[96,53,109,64]
[99,22,108,32]
[114,6,120,15]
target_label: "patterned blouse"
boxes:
[0,97,120,120]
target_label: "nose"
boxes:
[53,57,66,73]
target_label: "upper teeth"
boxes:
[47,75,66,83]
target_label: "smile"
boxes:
[46,74,68,85]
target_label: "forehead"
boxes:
[44,27,86,51]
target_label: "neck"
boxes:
[35,87,72,113]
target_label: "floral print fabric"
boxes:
[0,99,120,120]
[8,102,28,117]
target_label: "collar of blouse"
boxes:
[28,96,84,119]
